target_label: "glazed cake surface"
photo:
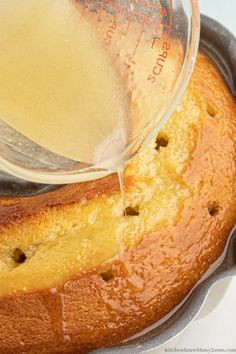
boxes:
[0,54,235,353]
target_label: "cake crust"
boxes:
[0,54,235,353]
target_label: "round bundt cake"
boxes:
[0,53,235,353]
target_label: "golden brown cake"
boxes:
[0,53,235,354]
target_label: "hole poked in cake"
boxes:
[100,269,114,282]
[12,248,27,264]
[124,205,139,216]
[208,202,220,216]
[207,103,216,117]
[155,134,169,151]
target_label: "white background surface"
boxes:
[161,1,236,351]
[199,0,236,35]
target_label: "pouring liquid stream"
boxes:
[117,168,126,217]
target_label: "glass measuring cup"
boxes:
[0,0,200,184]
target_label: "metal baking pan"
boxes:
[0,14,235,354]
[99,15,236,354]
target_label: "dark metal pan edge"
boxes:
[200,15,236,96]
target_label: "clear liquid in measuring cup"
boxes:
[0,0,129,168]
[0,0,180,193]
